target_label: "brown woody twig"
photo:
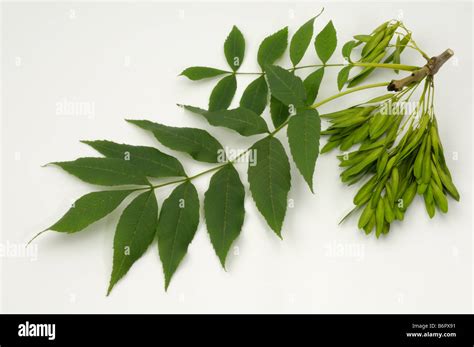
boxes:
[387,49,454,91]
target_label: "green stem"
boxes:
[352,62,419,71]
[234,72,264,75]
[399,23,430,60]
[309,82,389,109]
[398,78,429,134]
[236,62,416,76]
[291,63,344,71]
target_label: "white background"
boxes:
[1,1,472,313]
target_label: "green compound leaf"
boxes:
[107,189,158,295]
[157,181,200,290]
[257,27,288,70]
[51,157,150,186]
[126,119,224,163]
[315,20,337,63]
[290,16,316,66]
[224,26,245,71]
[287,109,321,192]
[248,136,291,237]
[209,74,237,111]
[240,75,268,115]
[265,65,306,107]
[81,140,186,178]
[204,164,245,268]
[270,96,290,128]
[180,66,229,81]
[181,105,269,136]
[48,190,134,233]
[304,67,325,104]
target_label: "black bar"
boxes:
[0,314,472,346]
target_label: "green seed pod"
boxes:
[359,138,385,152]
[369,113,388,139]
[384,115,404,146]
[375,198,385,237]
[385,22,400,36]
[430,123,441,159]
[329,112,362,125]
[423,185,435,218]
[372,21,390,35]
[394,207,404,221]
[362,29,385,57]
[364,215,376,235]
[371,115,398,140]
[337,151,358,161]
[383,196,395,223]
[328,132,350,142]
[328,132,344,142]
[401,182,417,211]
[321,139,341,153]
[417,182,428,195]
[346,173,367,186]
[400,116,430,158]
[376,151,389,177]
[358,106,377,117]
[385,183,393,203]
[384,156,397,176]
[320,107,364,119]
[396,177,409,201]
[352,122,370,144]
[432,159,460,201]
[354,176,377,205]
[321,128,340,135]
[413,136,427,179]
[370,176,388,209]
[439,155,453,179]
[340,133,356,151]
[421,134,432,184]
[358,203,374,229]
[431,181,448,213]
[354,34,372,43]
[430,158,443,189]
[382,221,390,235]
[342,147,384,178]
[391,167,399,198]
[347,52,385,87]
[332,116,368,128]
[422,156,432,185]
[339,155,363,167]
[362,35,391,63]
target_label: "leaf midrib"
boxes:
[62,160,145,182]
[114,191,153,283]
[220,169,231,259]
[166,183,189,283]
[156,126,218,156]
[91,142,182,175]
[268,67,303,104]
